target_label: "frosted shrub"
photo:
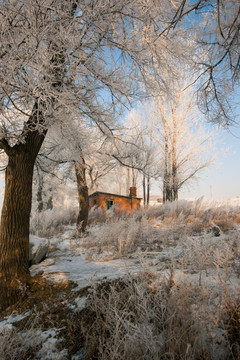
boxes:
[0,326,40,360]
[144,198,206,219]
[88,217,143,255]
[30,206,78,237]
[87,206,107,224]
[88,205,129,225]
[177,234,234,279]
[84,198,240,259]
[221,295,240,358]
[0,323,67,360]
[86,215,162,256]
[81,274,218,360]
[146,198,240,234]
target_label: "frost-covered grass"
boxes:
[83,197,240,259]
[30,206,78,238]
[1,198,240,359]
[82,273,233,360]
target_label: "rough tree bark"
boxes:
[75,160,89,234]
[0,119,46,310]
[37,173,44,212]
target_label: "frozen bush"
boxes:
[81,273,222,360]
[87,205,107,225]
[0,325,68,360]
[30,206,78,237]
[85,215,162,256]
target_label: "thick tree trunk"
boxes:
[0,121,46,310]
[0,153,33,308]
[0,145,44,309]
[75,162,89,234]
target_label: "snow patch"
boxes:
[0,312,29,333]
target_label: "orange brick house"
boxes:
[89,187,141,214]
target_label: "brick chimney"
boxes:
[129,186,137,198]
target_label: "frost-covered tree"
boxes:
[34,120,117,233]
[0,0,184,308]
[123,109,159,207]
[101,114,159,206]
[150,71,217,202]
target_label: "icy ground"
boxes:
[30,228,142,289]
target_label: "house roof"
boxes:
[89,191,142,200]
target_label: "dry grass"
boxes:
[84,199,240,259]
[0,278,89,360]
[1,272,239,359]
[220,294,240,359]
[81,272,229,360]
[75,199,240,359]
[2,199,240,359]
[30,207,78,238]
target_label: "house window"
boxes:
[94,199,97,205]
[106,199,114,210]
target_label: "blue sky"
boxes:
[147,112,240,200]
[178,124,240,200]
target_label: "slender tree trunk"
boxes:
[132,167,137,187]
[163,146,167,203]
[163,139,172,203]
[126,168,130,196]
[172,107,178,201]
[147,175,150,207]
[89,183,94,196]
[0,129,46,310]
[173,172,178,200]
[163,180,166,203]
[143,174,146,208]
[46,195,53,210]
[162,109,172,203]
[75,161,89,234]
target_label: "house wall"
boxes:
[89,193,141,214]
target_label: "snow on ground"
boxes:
[31,229,145,289]
[1,210,240,359]
[30,225,240,292]
[31,254,142,289]
[34,329,68,360]
[0,312,29,332]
